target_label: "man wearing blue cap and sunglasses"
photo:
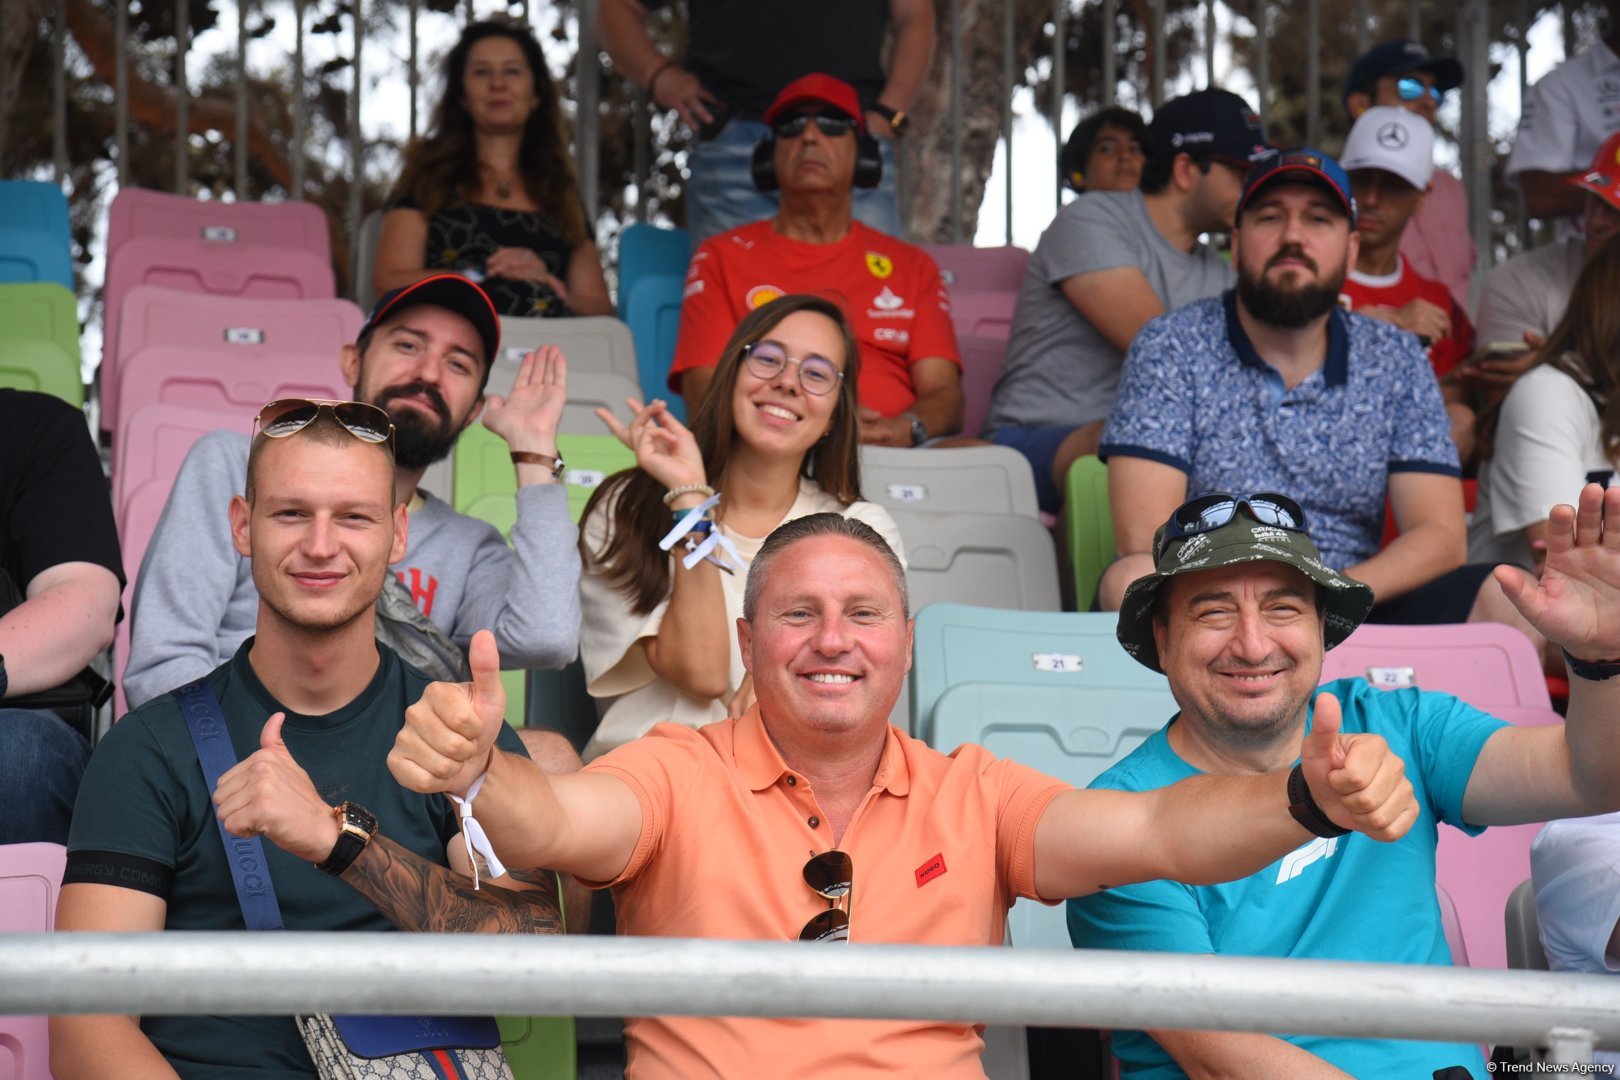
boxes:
[1096,148,1536,648]
[1071,484,1620,1078]
[1344,37,1473,310]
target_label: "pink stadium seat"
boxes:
[106,187,331,266]
[957,333,1006,439]
[1319,622,1552,710]
[923,244,1030,294]
[102,238,337,396]
[112,402,244,523]
[103,286,362,436]
[115,474,195,717]
[949,292,1017,343]
[0,842,66,1080]
[113,349,347,510]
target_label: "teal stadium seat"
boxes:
[0,180,73,290]
[616,223,690,321]
[912,604,1175,950]
[624,272,685,419]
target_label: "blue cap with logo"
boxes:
[1145,89,1274,167]
[1345,38,1465,101]
[1237,149,1358,228]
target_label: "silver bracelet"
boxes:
[662,482,716,507]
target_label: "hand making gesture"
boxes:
[597,396,707,494]
[1496,483,1620,662]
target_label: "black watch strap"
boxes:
[1563,649,1620,681]
[1287,764,1349,839]
[871,102,908,135]
[316,802,378,876]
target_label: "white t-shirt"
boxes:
[1532,813,1620,1067]
[577,476,905,759]
[1469,363,1614,567]
[1506,39,1620,237]
[1471,238,1586,351]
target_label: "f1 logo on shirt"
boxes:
[746,284,785,309]
[865,251,894,279]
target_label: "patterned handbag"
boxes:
[175,680,515,1080]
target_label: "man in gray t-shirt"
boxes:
[985,89,1270,512]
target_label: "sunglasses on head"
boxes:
[1157,491,1309,561]
[1396,76,1445,105]
[773,113,856,140]
[799,850,852,942]
[253,399,396,453]
[744,341,843,396]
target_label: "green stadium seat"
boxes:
[0,283,80,373]
[0,341,82,406]
[1063,455,1113,612]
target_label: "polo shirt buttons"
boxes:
[808,816,820,828]
[786,776,796,786]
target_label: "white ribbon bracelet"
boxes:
[447,769,506,890]
[658,492,743,575]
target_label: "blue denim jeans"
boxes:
[686,118,903,249]
[0,708,92,845]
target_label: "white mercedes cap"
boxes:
[1339,105,1435,190]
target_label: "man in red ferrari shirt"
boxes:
[1336,106,1477,459]
[671,73,963,447]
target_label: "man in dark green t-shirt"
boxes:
[52,404,560,1079]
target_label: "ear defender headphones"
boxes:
[751,121,884,193]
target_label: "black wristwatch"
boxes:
[870,102,909,136]
[316,802,379,876]
[1287,764,1349,839]
[902,411,928,447]
[1563,649,1620,681]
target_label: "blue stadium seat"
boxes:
[617,223,689,320]
[0,179,71,240]
[0,227,74,290]
[911,604,1175,950]
[624,272,685,417]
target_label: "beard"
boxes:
[1236,244,1348,330]
[369,381,461,470]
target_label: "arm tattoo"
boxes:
[340,835,564,935]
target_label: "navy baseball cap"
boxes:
[1345,39,1465,101]
[361,273,500,368]
[1146,89,1274,167]
[1237,149,1358,227]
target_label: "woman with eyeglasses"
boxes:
[1470,232,1620,574]
[577,294,904,758]
[375,20,612,318]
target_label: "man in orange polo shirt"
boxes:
[670,74,964,447]
[390,514,1419,1077]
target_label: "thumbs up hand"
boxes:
[214,711,344,863]
[390,629,507,797]
[1296,692,1419,843]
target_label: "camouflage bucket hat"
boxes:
[1116,494,1375,674]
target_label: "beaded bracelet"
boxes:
[663,482,715,507]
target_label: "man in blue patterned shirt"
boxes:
[1094,150,1533,645]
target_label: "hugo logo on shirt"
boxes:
[915,852,948,887]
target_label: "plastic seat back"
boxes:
[624,272,685,416]
[497,1015,577,1080]
[0,179,70,240]
[860,445,1038,518]
[106,187,332,264]
[105,287,363,436]
[0,226,74,289]
[1320,622,1552,710]
[617,223,690,319]
[1504,877,1550,971]
[923,244,1030,293]
[957,333,1005,439]
[889,509,1060,614]
[498,315,639,385]
[0,341,81,406]
[948,291,1018,343]
[103,237,338,387]
[1063,455,1114,612]
[0,282,81,371]
[354,209,386,311]
[0,842,66,1080]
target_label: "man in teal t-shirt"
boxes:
[54,403,561,1078]
[1070,487,1620,1078]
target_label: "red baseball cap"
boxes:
[361,273,500,368]
[762,74,866,134]
[1568,130,1620,212]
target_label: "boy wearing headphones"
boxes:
[670,74,963,448]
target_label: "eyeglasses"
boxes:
[744,341,844,396]
[253,399,396,452]
[1157,491,1309,560]
[799,850,852,942]
[773,113,856,140]
[1396,77,1445,106]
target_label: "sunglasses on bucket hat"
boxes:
[253,398,396,453]
[799,850,852,942]
[1156,491,1308,561]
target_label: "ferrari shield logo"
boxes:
[865,251,894,279]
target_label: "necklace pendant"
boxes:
[496,180,511,200]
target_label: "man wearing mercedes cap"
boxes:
[1069,486,1620,1079]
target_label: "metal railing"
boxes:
[5,932,1619,1064]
